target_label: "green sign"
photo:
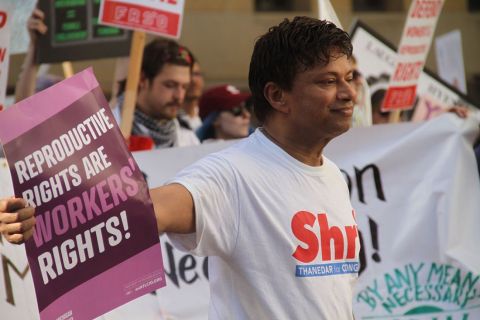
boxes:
[36,0,131,63]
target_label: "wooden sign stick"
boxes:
[120,30,145,139]
[61,61,74,78]
[389,110,402,123]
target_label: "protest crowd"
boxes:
[0,1,479,320]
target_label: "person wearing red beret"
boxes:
[196,84,252,142]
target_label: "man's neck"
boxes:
[182,98,199,117]
[135,97,149,116]
[262,122,329,167]
[135,103,174,125]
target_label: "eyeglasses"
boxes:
[226,106,249,117]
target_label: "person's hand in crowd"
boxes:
[27,8,48,44]
[15,9,48,102]
[0,198,36,244]
[447,105,469,119]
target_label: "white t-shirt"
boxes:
[173,119,200,147]
[179,107,202,131]
[168,129,360,319]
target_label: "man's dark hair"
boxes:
[248,16,353,123]
[142,38,193,82]
[183,46,198,65]
[371,89,387,115]
[116,39,193,97]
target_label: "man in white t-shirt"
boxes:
[1,16,359,319]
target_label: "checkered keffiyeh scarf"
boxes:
[132,108,177,148]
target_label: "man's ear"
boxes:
[139,72,149,90]
[263,82,289,114]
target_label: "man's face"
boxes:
[214,106,251,140]
[138,63,191,121]
[186,62,204,101]
[283,53,356,140]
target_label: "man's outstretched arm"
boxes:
[150,183,196,234]
[0,183,196,244]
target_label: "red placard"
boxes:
[382,85,417,110]
[100,0,183,39]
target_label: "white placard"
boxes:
[0,2,13,111]
[383,0,445,111]
[318,0,342,29]
[99,0,185,39]
[9,0,36,55]
[435,29,467,94]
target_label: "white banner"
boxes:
[330,115,480,319]
[1,115,479,319]
[135,142,233,320]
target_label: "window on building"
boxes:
[353,0,403,12]
[468,0,480,11]
[255,0,310,12]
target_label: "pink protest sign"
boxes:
[99,0,185,39]
[0,68,165,320]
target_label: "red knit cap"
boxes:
[199,85,251,120]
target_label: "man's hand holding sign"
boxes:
[0,198,35,244]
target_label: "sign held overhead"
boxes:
[382,0,445,111]
[99,0,185,39]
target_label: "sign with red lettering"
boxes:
[99,0,185,39]
[350,20,478,122]
[382,0,445,111]
[0,2,12,111]
[0,68,165,320]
